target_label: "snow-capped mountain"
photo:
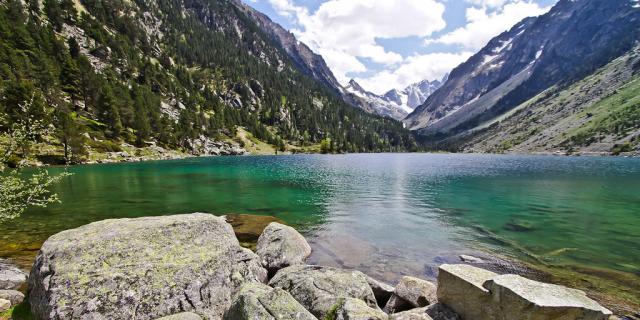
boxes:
[405,0,640,135]
[344,77,445,121]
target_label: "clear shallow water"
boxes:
[1,154,639,308]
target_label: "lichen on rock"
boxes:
[28,213,267,320]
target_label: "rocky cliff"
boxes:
[405,0,640,155]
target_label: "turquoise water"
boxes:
[1,154,639,307]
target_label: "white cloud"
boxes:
[427,1,551,50]
[466,0,509,8]
[268,0,447,83]
[264,0,554,94]
[355,52,473,94]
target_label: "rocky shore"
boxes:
[0,213,616,319]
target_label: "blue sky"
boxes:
[246,0,557,94]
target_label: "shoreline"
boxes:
[18,150,640,169]
[1,213,637,316]
[0,213,621,319]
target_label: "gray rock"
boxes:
[483,274,612,320]
[155,312,203,320]
[0,298,10,312]
[385,276,437,313]
[437,264,611,320]
[436,264,497,320]
[389,303,460,320]
[269,265,378,319]
[389,302,464,320]
[0,259,27,290]
[365,275,394,308]
[257,222,311,273]
[224,282,317,320]
[332,297,387,320]
[28,213,267,320]
[459,255,484,264]
[389,308,433,320]
[0,290,24,306]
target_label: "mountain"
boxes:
[405,0,640,156]
[344,78,445,121]
[0,0,417,163]
[230,0,344,96]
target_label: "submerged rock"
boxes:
[331,297,387,320]
[365,275,395,308]
[484,274,612,320]
[256,222,312,273]
[28,213,267,320]
[224,282,316,320]
[269,265,378,319]
[0,259,27,290]
[458,255,484,264]
[385,276,437,313]
[226,214,283,250]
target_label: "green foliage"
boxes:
[0,0,416,158]
[320,138,332,154]
[0,98,70,223]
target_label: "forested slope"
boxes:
[0,0,416,164]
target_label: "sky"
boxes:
[245,0,557,94]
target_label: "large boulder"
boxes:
[437,264,612,320]
[28,213,268,320]
[224,282,317,320]
[256,222,311,273]
[269,265,379,319]
[483,274,612,320]
[436,264,497,319]
[385,276,437,313]
[0,259,27,290]
[331,298,388,320]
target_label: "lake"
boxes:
[1,154,639,312]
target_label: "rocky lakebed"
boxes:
[0,213,618,319]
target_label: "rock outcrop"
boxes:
[437,264,612,320]
[224,282,317,320]
[268,265,379,319]
[256,222,312,273]
[0,259,27,290]
[385,276,437,313]
[28,213,267,320]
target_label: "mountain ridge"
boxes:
[405,0,640,146]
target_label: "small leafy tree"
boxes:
[0,97,70,223]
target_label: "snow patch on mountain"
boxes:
[345,76,446,120]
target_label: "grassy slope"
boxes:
[461,46,640,155]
